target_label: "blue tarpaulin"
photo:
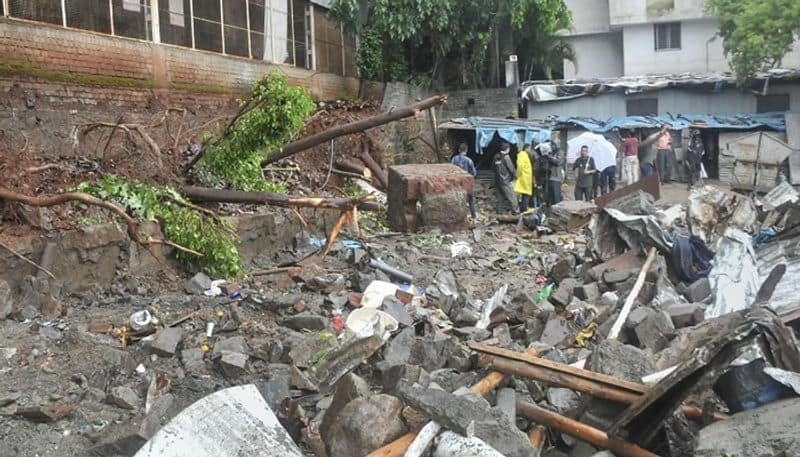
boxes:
[446,117,552,154]
[553,113,786,133]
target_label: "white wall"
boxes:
[562,0,611,35]
[610,0,708,25]
[564,33,624,78]
[525,84,800,120]
[622,19,727,75]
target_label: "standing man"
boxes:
[600,160,617,194]
[536,141,562,206]
[655,124,673,183]
[640,126,670,178]
[493,143,519,214]
[573,145,596,202]
[514,144,534,212]
[451,143,478,219]
[686,129,704,189]
[621,131,640,185]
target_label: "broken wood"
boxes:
[331,168,370,181]
[516,401,659,457]
[179,186,380,212]
[427,107,442,162]
[321,210,352,259]
[249,266,300,276]
[335,157,373,179]
[528,425,546,451]
[0,186,202,258]
[262,95,447,166]
[608,246,658,340]
[359,142,388,189]
[594,172,660,209]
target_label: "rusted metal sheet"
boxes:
[594,173,660,209]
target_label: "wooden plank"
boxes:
[468,341,647,394]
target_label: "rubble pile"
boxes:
[2,183,800,457]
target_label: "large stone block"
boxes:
[388,164,474,232]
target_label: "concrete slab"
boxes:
[133,385,302,457]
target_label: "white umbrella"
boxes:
[567,132,617,171]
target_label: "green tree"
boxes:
[707,0,800,86]
[330,0,573,89]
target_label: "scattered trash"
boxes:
[450,242,472,258]
[129,310,155,332]
[203,280,226,297]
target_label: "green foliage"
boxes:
[707,0,800,86]
[77,176,244,279]
[329,0,573,88]
[197,72,314,191]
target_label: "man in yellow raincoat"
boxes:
[514,144,534,212]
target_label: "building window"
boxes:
[627,98,658,116]
[654,22,681,50]
[757,94,790,113]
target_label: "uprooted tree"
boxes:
[1,72,395,280]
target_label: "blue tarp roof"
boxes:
[553,113,786,133]
[445,117,552,154]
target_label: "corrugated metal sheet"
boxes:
[720,132,793,190]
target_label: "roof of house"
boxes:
[519,68,800,103]
[551,112,787,132]
[309,0,334,9]
[439,117,552,153]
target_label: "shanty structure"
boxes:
[438,117,552,176]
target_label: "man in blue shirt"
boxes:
[451,143,477,218]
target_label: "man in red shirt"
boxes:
[621,131,640,185]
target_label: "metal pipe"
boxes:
[516,401,659,457]
[368,259,413,284]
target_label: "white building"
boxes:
[561,0,800,79]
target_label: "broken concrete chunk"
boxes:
[288,332,337,368]
[132,385,303,457]
[694,398,800,457]
[219,351,248,378]
[551,278,579,307]
[632,308,675,352]
[93,414,161,456]
[602,268,633,284]
[573,283,599,302]
[324,394,407,457]
[666,302,705,328]
[395,383,535,457]
[307,334,384,393]
[107,386,141,410]
[259,377,291,411]
[147,327,183,357]
[185,272,212,295]
[684,277,711,303]
[546,387,580,414]
[495,388,516,423]
[319,373,371,440]
[381,295,413,327]
[0,280,13,320]
[305,274,346,294]
[410,331,456,371]
[212,336,250,357]
[281,313,328,332]
[434,431,506,457]
[376,326,415,372]
[539,315,574,347]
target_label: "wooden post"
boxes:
[427,107,442,162]
[608,247,658,340]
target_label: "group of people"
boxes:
[452,140,565,217]
[621,125,705,188]
[450,125,706,217]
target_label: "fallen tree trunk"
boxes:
[180,186,380,211]
[359,142,388,189]
[262,95,447,166]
